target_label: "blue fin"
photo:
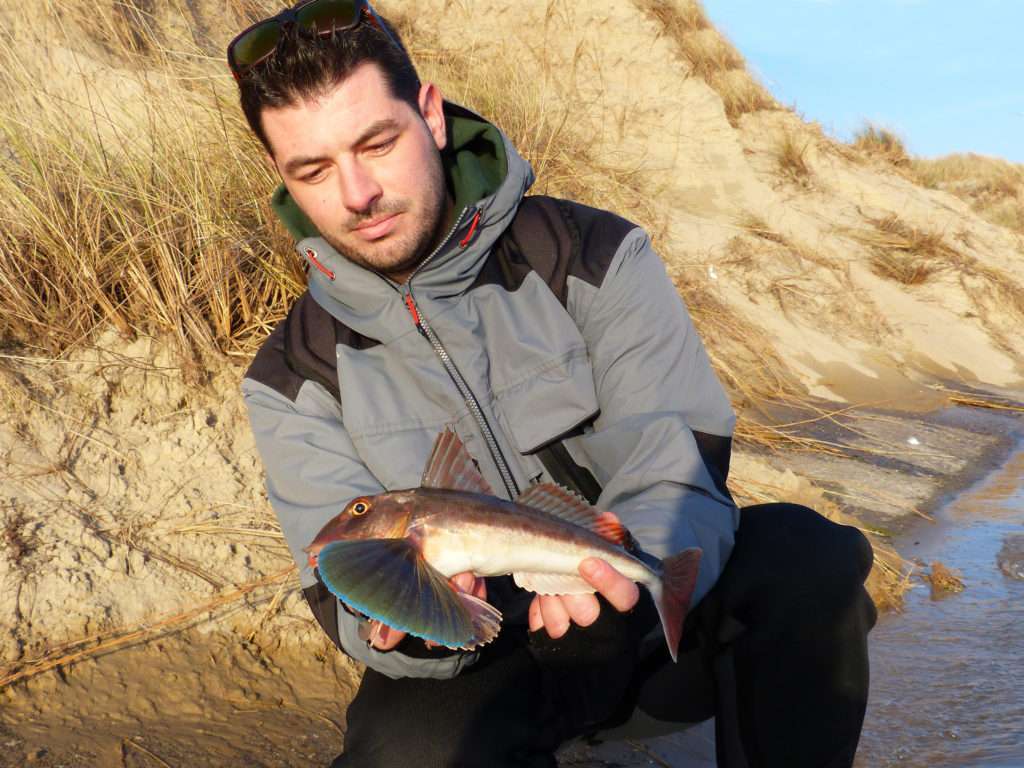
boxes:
[317,538,501,650]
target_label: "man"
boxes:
[233,2,878,766]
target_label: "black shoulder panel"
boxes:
[470,195,638,306]
[244,313,303,403]
[245,292,380,403]
[561,199,638,290]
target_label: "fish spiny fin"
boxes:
[513,571,595,595]
[515,483,631,547]
[317,538,500,649]
[421,428,494,495]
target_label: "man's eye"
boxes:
[369,137,396,154]
[302,168,325,182]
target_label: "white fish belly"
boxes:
[420,525,652,584]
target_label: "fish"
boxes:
[303,428,702,662]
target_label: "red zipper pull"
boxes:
[459,210,481,248]
[404,293,421,326]
[305,248,335,281]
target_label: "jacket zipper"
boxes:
[401,207,521,501]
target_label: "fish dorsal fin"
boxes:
[515,483,631,547]
[421,428,494,495]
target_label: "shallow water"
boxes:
[856,446,1024,768]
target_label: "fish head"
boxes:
[304,493,412,568]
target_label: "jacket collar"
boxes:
[269,99,536,344]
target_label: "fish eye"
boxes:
[351,499,371,516]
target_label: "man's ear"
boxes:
[418,82,447,152]
[263,152,278,175]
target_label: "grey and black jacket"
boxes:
[241,99,739,680]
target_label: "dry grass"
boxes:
[852,122,911,168]
[0,1,305,367]
[776,131,814,189]
[935,386,1024,413]
[632,0,776,125]
[922,560,965,598]
[847,212,1024,318]
[910,152,1024,234]
[850,213,955,285]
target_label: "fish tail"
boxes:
[650,547,703,663]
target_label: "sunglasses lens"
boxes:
[297,0,360,35]
[229,0,384,76]
[231,20,282,70]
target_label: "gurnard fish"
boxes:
[304,429,702,662]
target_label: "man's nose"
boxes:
[338,159,382,214]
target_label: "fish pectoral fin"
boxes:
[455,593,503,650]
[317,538,501,650]
[513,571,596,595]
[420,428,495,495]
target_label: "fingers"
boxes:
[529,594,543,632]
[538,594,571,639]
[450,572,487,599]
[561,593,600,627]
[367,620,407,651]
[528,593,600,638]
[579,557,639,612]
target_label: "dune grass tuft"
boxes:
[849,214,953,285]
[776,131,814,188]
[852,122,911,168]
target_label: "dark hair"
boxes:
[236,12,421,156]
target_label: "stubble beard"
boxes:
[322,151,449,282]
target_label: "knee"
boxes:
[739,502,874,598]
[792,504,874,601]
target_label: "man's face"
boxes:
[262,62,450,281]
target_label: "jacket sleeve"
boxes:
[241,375,482,680]
[567,226,740,616]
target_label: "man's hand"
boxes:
[527,557,640,639]
[356,572,487,651]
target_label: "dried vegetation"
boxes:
[776,131,815,189]
[852,122,912,168]
[852,124,1024,236]
[911,153,1024,235]
[632,0,777,125]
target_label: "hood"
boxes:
[269,99,536,344]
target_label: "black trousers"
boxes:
[330,503,878,768]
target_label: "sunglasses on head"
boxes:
[226,0,400,80]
